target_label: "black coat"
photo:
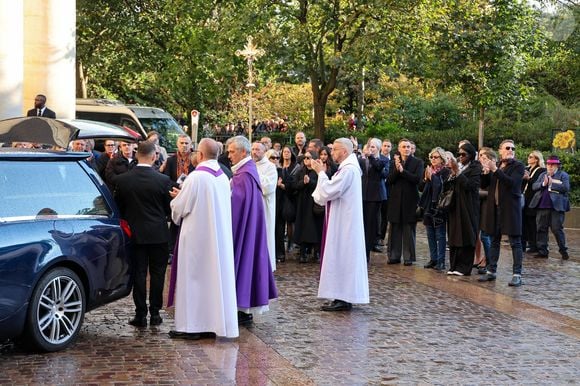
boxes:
[104,153,137,193]
[480,159,525,236]
[359,155,388,202]
[291,167,323,244]
[522,165,546,215]
[447,162,482,247]
[419,167,451,225]
[387,156,424,224]
[114,166,173,245]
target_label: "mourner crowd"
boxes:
[17,128,569,341]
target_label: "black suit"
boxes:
[114,165,172,318]
[26,107,56,118]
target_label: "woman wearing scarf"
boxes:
[521,150,546,254]
[420,147,451,272]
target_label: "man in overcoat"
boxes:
[386,139,424,265]
[479,139,525,287]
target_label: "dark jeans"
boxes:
[488,233,523,275]
[536,209,567,255]
[132,243,168,317]
[480,230,492,260]
[425,222,446,266]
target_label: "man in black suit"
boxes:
[114,140,173,327]
[386,139,424,266]
[26,94,56,118]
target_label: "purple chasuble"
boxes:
[231,160,278,308]
[167,166,224,307]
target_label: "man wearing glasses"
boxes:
[97,140,117,178]
[479,139,525,287]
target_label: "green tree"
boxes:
[429,0,540,148]
[253,0,419,140]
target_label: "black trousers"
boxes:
[388,222,415,263]
[363,201,381,260]
[275,211,285,258]
[522,211,539,251]
[132,243,168,317]
[379,200,389,240]
[449,246,475,275]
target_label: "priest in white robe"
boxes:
[251,141,278,271]
[311,138,369,311]
[168,138,239,340]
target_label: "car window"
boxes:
[0,161,111,220]
[138,118,186,153]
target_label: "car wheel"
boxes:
[25,267,85,352]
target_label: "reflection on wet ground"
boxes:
[1,228,579,384]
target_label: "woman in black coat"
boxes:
[291,150,323,263]
[419,147,451,271]
[446,143,482,276]
[360,138,388,263]
[278,146,297,253]
[521,150,546,253]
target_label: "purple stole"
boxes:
[167,166,224,307]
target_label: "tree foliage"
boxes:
[77,0,578,137]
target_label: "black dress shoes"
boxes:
[321,299,352,312]
[168,330,216,340]
[150,315,163,326]
[128,316,147,327]
[424,261,437,269]
[561,252,570,260]
[238,311,253,326]
[403,261,413,266]
[387,260,401,265]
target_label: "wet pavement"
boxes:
[1,227,579,385]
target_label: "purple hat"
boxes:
[546,155,561,165]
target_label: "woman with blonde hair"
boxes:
[522,150,546,253]
[419,147,450,271]
[360,138,388,263]
[474,147,497,273]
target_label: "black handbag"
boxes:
[437,187,454,211]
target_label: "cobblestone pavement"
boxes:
[1,228,579,385]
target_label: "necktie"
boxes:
[37,109,42,116]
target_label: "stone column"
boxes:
[0,0,24,119]
[23,0,76,118]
